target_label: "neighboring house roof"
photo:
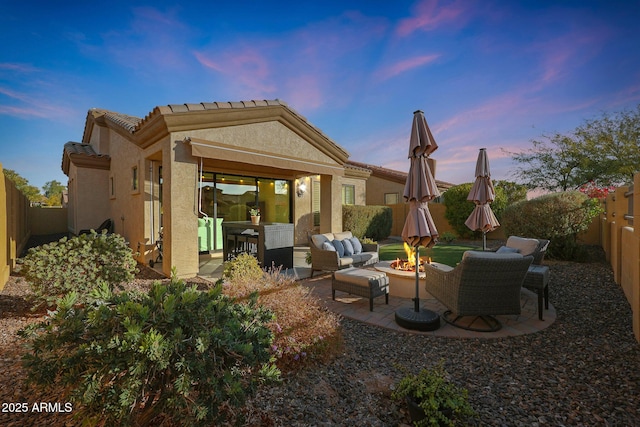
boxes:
[61,142,111,175]
[346,160,454,191]
[82,99,349,164]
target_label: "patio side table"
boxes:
[523,265,550,321]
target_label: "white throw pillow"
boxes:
[506,236,539,256]
[322,241,336,252]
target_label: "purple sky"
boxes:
[1,0,639,190]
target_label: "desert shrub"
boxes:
[20,276,279,427]
[501,191,602,260]
[221,260,342,372]
[439,231,457,243]
[222,252,264,282]
[343,205,392,241]
[21,231,137,308]
[443,183,507,238]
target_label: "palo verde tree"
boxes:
[42,179,66,206]
[507,104,640,191]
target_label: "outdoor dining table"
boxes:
[222,221,294,269]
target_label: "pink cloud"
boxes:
[375,54,440,81]
[396,0,470,37]
[0,86,76,120]
[194,47,276,95]
[0,63,39,73]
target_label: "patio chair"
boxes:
[79,218,114,235]
[497,236,549,265]
[424,251,533,332]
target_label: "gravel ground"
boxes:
[2,244,640,426]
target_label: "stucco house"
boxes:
[61,99,452,278]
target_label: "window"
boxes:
[132,166,139,192]
[342,184,355,205]
[110,176,115,198]
[312,177,320,226]
[384,193,399,204]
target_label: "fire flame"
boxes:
[392,243,432,272]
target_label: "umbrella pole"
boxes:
[483,231,487,251]
[414,246,420,312]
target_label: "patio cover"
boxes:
[186,137,344,176]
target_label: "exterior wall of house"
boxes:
[365,175,404,206]
[187,121,338,166]
[341,176,367,205]
[293,176,314,243]
[68,164,109,235]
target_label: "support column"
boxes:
[320,174,342,234]
[163,141,199,279]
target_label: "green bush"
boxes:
[21,231,137,308]
[501,191,602,260]
[443,183,508,238]
[20,276,280,426]
[342,205,392,241]
[223,252,264,281]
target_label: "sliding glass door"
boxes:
[198,172,291,251]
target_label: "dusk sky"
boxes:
[1,0,639,190]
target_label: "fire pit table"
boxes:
[374,260,453,299]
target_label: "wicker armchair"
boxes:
[424,251,534,331]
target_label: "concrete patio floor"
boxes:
[195,246,557,339]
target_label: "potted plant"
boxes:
[249,207,260,225]
[392,361,475,426]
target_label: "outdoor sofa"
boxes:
[308,231,379,277]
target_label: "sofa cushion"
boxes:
[497,246,520,254]
[332,239,345,257]
[338,256,355,267]
[322,241,336,252]
[506,236,539,256]
[333,231,353,241]
[342,239,354,256]
[350,237,363,254]
[463,250,523,260]
[353,252,379,265]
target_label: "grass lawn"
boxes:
[378,242,480,267]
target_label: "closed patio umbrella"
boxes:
[465,148,500,250]
[395,110,441,331]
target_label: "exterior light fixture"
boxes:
[296,181,307,197]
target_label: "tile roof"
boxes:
[346,160,454,190]
[61,141,111,175]
[85,99,348,160]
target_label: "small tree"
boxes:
[501,191,602,260]
[507,105,640,191]
[42,179,66,206]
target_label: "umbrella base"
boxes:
[395,306,440,331]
